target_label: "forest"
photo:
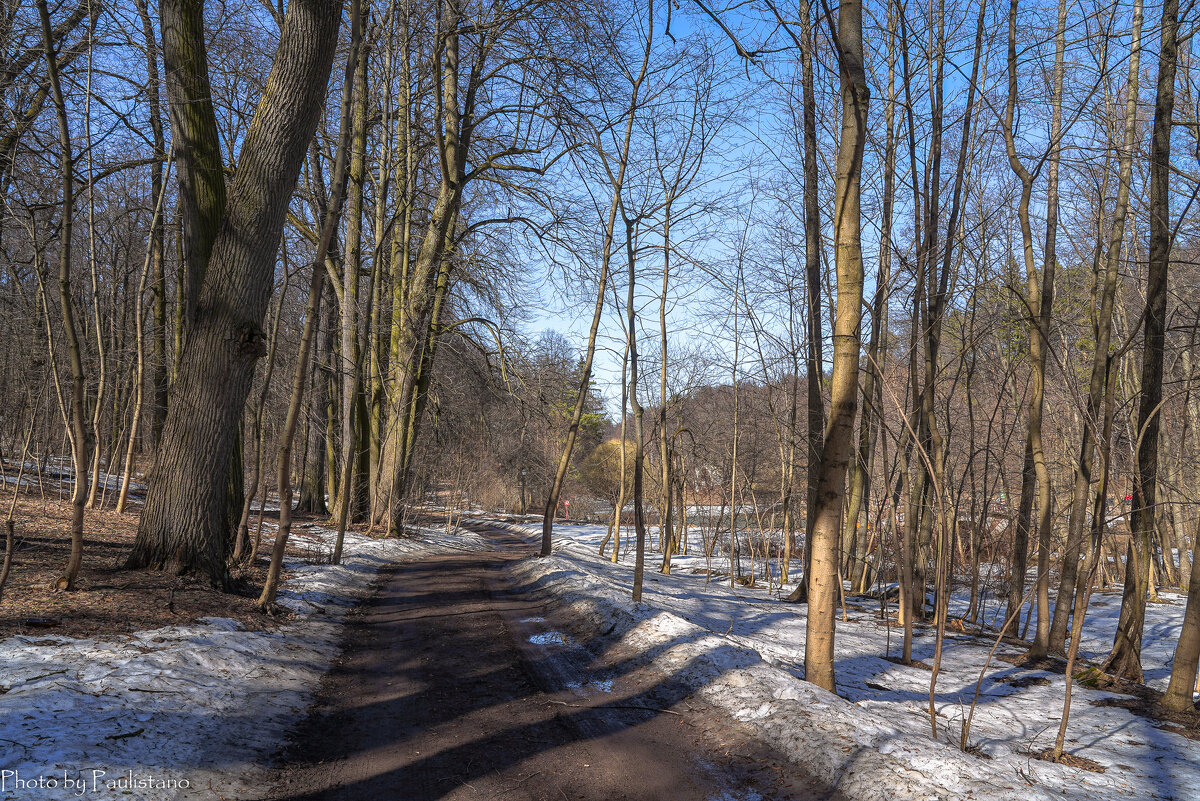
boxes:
[2,0,1200,796]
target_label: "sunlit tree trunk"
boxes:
[803,0,868,693]
[1050,0,1141,656]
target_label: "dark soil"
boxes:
[1089,694,1200,740]
[997,652,1068,672]
[0,490,329,639]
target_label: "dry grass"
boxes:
[1030,748,1107,772]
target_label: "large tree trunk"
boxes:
[127,0,343,585]
[160,0,227,319]
[803,0,868,693]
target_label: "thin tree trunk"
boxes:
[1107,0,1178,682]
[259,0,360,608]
[1051,0,1143,654]
[117,161,173,514]
[628,215,649,602]
[335,28,370,556]
[1163,516,1200,709]
[803,0,867,693]
[1028,0,1068,658]
[134,0,169,450]
[38,0,89,591]
[539,6,651,557]
[841,0,894,582]
[232,252,288,560]
[1003,0,1051,646]
[659,205,676,574]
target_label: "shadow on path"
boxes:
[264,525,842,801]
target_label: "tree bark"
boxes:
[38,0,90,591]
[803,0,868,693]
[1050,0,1142,655]
[1106,0,1177,682]
[128,0,343,586]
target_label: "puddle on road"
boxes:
[520,616,546,624]
[566,678,615,694]
[529,631,570,646]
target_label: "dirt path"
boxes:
[266,523,841,801]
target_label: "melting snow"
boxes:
[0,523,487,800]
[504,519,1200,801]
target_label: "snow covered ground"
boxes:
[0,522,487,801]
[504,520,1200,801]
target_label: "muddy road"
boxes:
[266,523,841,801]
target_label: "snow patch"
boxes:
[0,523,487,800]
[503,520,1200,801]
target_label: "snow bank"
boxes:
[0,523,487,801]
[508,552,1057,801]
[502,521,1197,801]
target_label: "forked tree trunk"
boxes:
[128,0,343,586]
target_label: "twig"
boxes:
[545,699,681,716]
[105,727,145,740]
[497,770,543,796]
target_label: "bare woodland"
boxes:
[5,0,1200,776]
